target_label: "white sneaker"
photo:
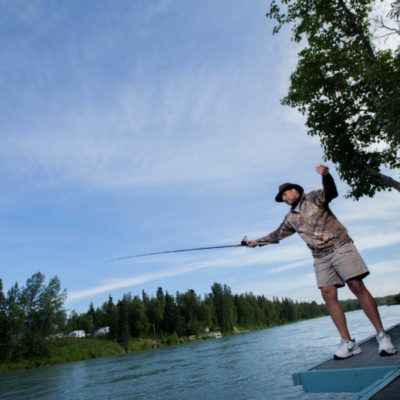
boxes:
[334,338,362,360]
[377,331,397,356]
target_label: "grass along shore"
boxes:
[0,331,211,373]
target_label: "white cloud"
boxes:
[265,259,311,275]
[232,272,318,301]
[66,211,400,304]
[336,191,400,224]
[1,58,321,191]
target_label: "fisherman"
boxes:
[242,164,397,359]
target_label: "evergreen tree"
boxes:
[117,299,130,350]
[162,292,181,335]
[146,289,164,336]
[128,295,149,338]
[177,289,202,335]
[4,283,25,361]
[211,283,235,332]
[94,306,106,329]
[87,302,97,330]
[0,279,9,361]
[198,297,214,331]
[106,296,119,341]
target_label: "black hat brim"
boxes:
[275,184,304,202]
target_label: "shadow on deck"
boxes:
[293,323,400,399]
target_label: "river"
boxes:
[1,305,399,400]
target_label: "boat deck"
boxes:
[293,323,400,399]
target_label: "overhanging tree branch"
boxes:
[267,0,400,198]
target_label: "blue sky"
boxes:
[1,0,399,314]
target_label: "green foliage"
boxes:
[339,298,362,312]
[128,295,150,338]
[0,279,9,360]
[0,338,124,373]
[145,288,165,336]
[162,332,180,346]
[211,283,235,331]
[0,273,66,363]
[0,273,335,372]
[106,296,119,341]
[117,299,130,350]
[393,293,400,304]
[385,292,400,305]
[267,0,400,199]
[127,338,154,352]
[161,292,182,335]
[66,310,94,335]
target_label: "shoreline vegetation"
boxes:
[1,273,399,373]
[0,322,304,373]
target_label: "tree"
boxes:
[128,295,149,338]
[3,283,25,361]
[105,296,119,340]
[211,283,235,332]
[17,273,66,357]
[267,0,400,199]
[0,273,66,361]
[0,279,9,360]
[145,288,165,336]
[177,289,203,335]
[198,297,214,331]
[389,0,400,20]
[117,299,130,350]
[87,302,97,332]
[161,292,182,335]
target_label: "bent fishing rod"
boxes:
[107,236,249,262]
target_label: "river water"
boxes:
[1,305,399,400]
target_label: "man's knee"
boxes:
[321,285,338,303]
[346,278,366,296]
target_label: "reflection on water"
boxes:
[1,305,399,400]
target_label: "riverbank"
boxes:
[5,307,399,400]
[0,331,221,373]
[3,306,391,374]
[0,321,331,373]
[0,337,149,373]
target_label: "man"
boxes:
[243,165,397,359]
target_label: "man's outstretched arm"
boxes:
[243,221,295,248]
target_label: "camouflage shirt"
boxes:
[255,174,351,258]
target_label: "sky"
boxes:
[1,0,399,314]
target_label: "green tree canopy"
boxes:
[267,0,400,199]
[0,273,66,361]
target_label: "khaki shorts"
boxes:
[314,241,369,288]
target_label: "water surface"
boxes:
[1,305,399,399]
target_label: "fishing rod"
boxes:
[106,236,249,263]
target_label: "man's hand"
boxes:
[242,239,258,248]
[316,164,329,176]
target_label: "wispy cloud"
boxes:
[2,0,398,314]
[66,214,400,304]
[2,62,318,191]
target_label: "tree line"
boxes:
[66,283,330,350]
[1,272,376,363]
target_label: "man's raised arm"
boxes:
[316,164,338,202]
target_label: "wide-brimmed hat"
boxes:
[275,182,304,202]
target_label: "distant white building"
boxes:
[94,326,110,336]
[69,330,86,338]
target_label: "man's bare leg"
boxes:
[321,285,351,340]
[346,279,383,334]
